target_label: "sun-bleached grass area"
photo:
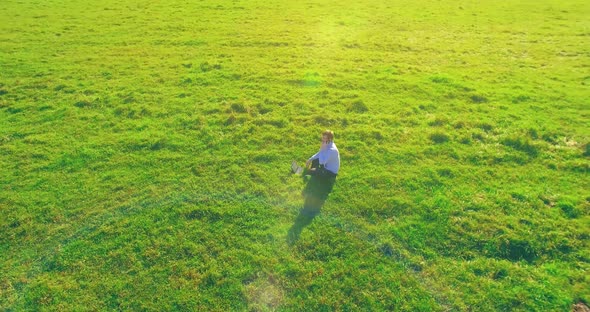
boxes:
[1,0,589,310]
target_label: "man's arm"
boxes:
[308,151,319,161]
[306,151,319,167]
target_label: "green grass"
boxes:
[1,0,589,310]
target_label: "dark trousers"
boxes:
[306,159,337,178]
[303,159,337,201]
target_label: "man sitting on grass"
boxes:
[304,129,340,179]
[292,130,340,211]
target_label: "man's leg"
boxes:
[305,159,320,176]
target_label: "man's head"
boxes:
[322,130,334,143]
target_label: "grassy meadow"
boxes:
[1,0,589,310]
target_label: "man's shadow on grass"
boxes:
[287,174,335,245]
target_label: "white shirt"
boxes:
[308,141,340,174]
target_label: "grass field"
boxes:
[1,0,589,310]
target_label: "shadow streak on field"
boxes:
[287,175,335,245]
[286,209,317,246]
